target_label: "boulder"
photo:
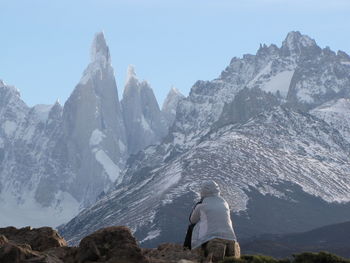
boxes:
[0,234,48,263]
[0,226,67,252]
[77,226,149,263]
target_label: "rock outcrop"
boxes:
[0,226,68,263]
[0,226,66,252]
[0,225,202,263]
[77,226,148,263]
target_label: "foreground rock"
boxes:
[0,226,67,252]
[0,226,200,263]
[0,226,70,263]
[77,226,148,263]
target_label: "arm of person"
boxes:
[190,204,201,224]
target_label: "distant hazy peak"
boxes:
[123,66,155,99]
[123,65,139,98]
[169,86,183,96]
[162,87,184,110]
[90,31,110,64]
[79,32,113,85]
[126,65,137,83]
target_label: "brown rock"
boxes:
[0,226,67,252]
[77,226,149,263]
[0,234,47,263]
[143,243,200,263]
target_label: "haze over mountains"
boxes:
[1,31,350,251]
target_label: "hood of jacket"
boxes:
[200,180,220,199]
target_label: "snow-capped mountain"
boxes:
[0,33,169,228]
[121,66,167,155]
[61,32,127,207]
[0,79,78,227]
[172,31,350,148]
[60,31,350,247]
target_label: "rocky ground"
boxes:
[1,225,350,263]
[0,225,202,263]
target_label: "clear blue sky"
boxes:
[1,0,349,107]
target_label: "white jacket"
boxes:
[190,181,237,249]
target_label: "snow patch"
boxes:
[118,139,127,153]
[95,150,121,183]
[296,88,314,103]
[140,115,152,132]
[341,61,350,66]
[140,229,161,243]
[89,129,106,146]
[248,62,272,87]
[261,70,294,97]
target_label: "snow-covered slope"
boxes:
[311,98,350,142]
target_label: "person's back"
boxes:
[190,180,240,262]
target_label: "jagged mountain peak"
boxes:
[90,31,110,64]
[127,65,137,80]
[123,65,139,96]
[169,86,183,96]
[162,86,185,128]
[123,66,155,99]
[162,86,184,111]
[79,33,114,85]
[281,31,318,55]
[121,66,167,155]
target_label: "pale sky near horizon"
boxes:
[0,0,349,107]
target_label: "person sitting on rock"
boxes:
[190,180,240,262]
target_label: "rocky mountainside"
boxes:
[60,31,350,248]
[0,33,170,228]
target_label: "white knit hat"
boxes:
[200,180,220,198]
